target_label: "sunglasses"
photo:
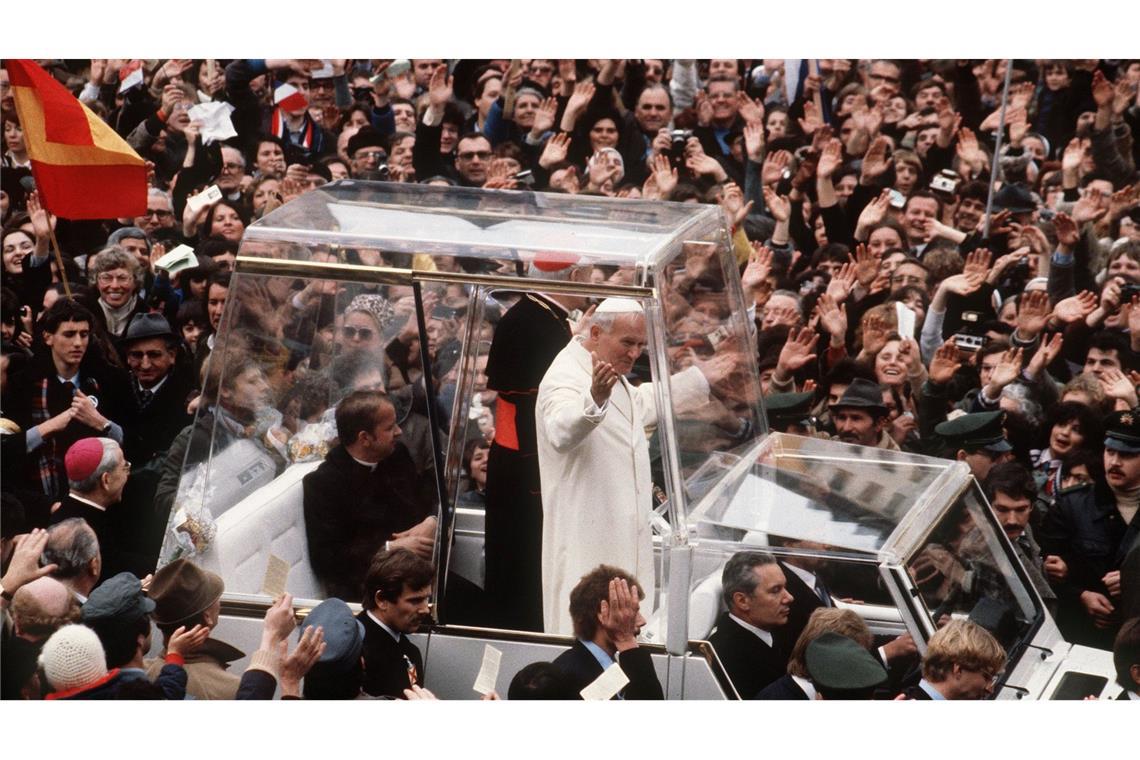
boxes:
[341,325,375,341]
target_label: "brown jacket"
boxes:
[146,637,243,700]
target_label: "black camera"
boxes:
[670,129,692,167]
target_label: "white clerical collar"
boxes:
[349,453,378,471]
[1128,690,1140,701]
[729,613,773,647]
[791,674,817,700]
[367,610,401,642]
[67,493,107,512]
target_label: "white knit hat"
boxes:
[39,624,108,692]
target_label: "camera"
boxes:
[514,170,535,188]
[670,129,692,166]
[929,169,960,197]
[1121,283,1140,303]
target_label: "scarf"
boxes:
[100,295,138,337]
[270,107,313,153]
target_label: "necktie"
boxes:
[815,580,833,607]
[139,389,154,407]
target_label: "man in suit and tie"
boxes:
[708,551,794,699]
[550,564,663,700]
[897,619,1006,700]
[358,547,433,699]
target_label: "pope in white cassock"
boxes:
[536,298,727,634]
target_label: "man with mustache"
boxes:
[1041,411,1140,650]
[981,462,1057,614]
[829,378,892,449]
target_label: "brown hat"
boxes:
[148,559,225,625]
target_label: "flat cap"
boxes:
[82,572,155,625]
[301,598,364,675]
[935,410,1012,453]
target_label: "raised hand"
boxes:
[428,64,454,110]
[798,101,823,136]
[987,347,1024,392]
[762,185,790,223]
[539,132,571,169]
[1091,70,1114,109]
[940,272,985,296]
[816,137,843,179]
[736,91,765,126]
[851,243,881,289]
[598,577,642,650]
[590,350,620,406]
[742,244,773,295]
[1073,187,1107,224]
[860,314,892,357]
[1100,367,1139,407]
[860,136,891,183]
[1054,290,1099,323]
[530,97,558,136]
[744,122,765,163]
[719,181,753,227]
[1026,331,1064,380]
[777,326,819,374]
[856,188,892,233]
[686,153,728,181]
[1016,289,1051,338]
[279,625,326,696]
[1054,211,1080,248]
[1114,78,1138,116]
[694,90,713,127]
[928,341,963,385]
[0,528,58,594]
[825,262,857,303]
[963,248,993,279]
[168,624,211,657]
[649,153,678,199]
[761,149,792,186]
[1009,81,1036,112]
[816,292,848,341]
[1061,137,1086,175]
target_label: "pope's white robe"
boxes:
[536,337,708,634]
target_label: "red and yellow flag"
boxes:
[8,60,147,219]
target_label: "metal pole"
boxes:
[982,60,1015,239]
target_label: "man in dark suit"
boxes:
[116,313,195,571]
[896,619,1006,700]
[551,564,663,700]
[357,547,433,699]
[51,437,139,578]
[708,551,794,699]
[304,390,436,600]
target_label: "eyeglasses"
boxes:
[97,273,133,285]
[356,149,387,161]
[127,349,168,361]
[708,92,736,100]
[223,162,246,171]
[144,208,174,218]
[341,325,375,341]
[457,151,492,161]
[529,65,553,74]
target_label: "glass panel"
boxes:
[651,232,768,530]
[673,542,895,684]
[904,485,1042,652]
[686,432,953,555]
[242,181,725,280]
[157,264,441,603]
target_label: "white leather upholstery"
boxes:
[209,460,325,601]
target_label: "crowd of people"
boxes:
[2,57,1140,700]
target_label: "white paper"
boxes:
[579,662,629,701]
[187,185,223,215]
[186,101,237,145]
[472,644,502,695]
[118,67,144,94]
[895,302,917,340]
[154,244,198,275]
[310,60,336,79]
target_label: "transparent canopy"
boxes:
[157,182,1043,667]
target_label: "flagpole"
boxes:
[46,225,72,298]
[982,60,1015,239]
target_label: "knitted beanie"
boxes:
[39,624,108,692]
